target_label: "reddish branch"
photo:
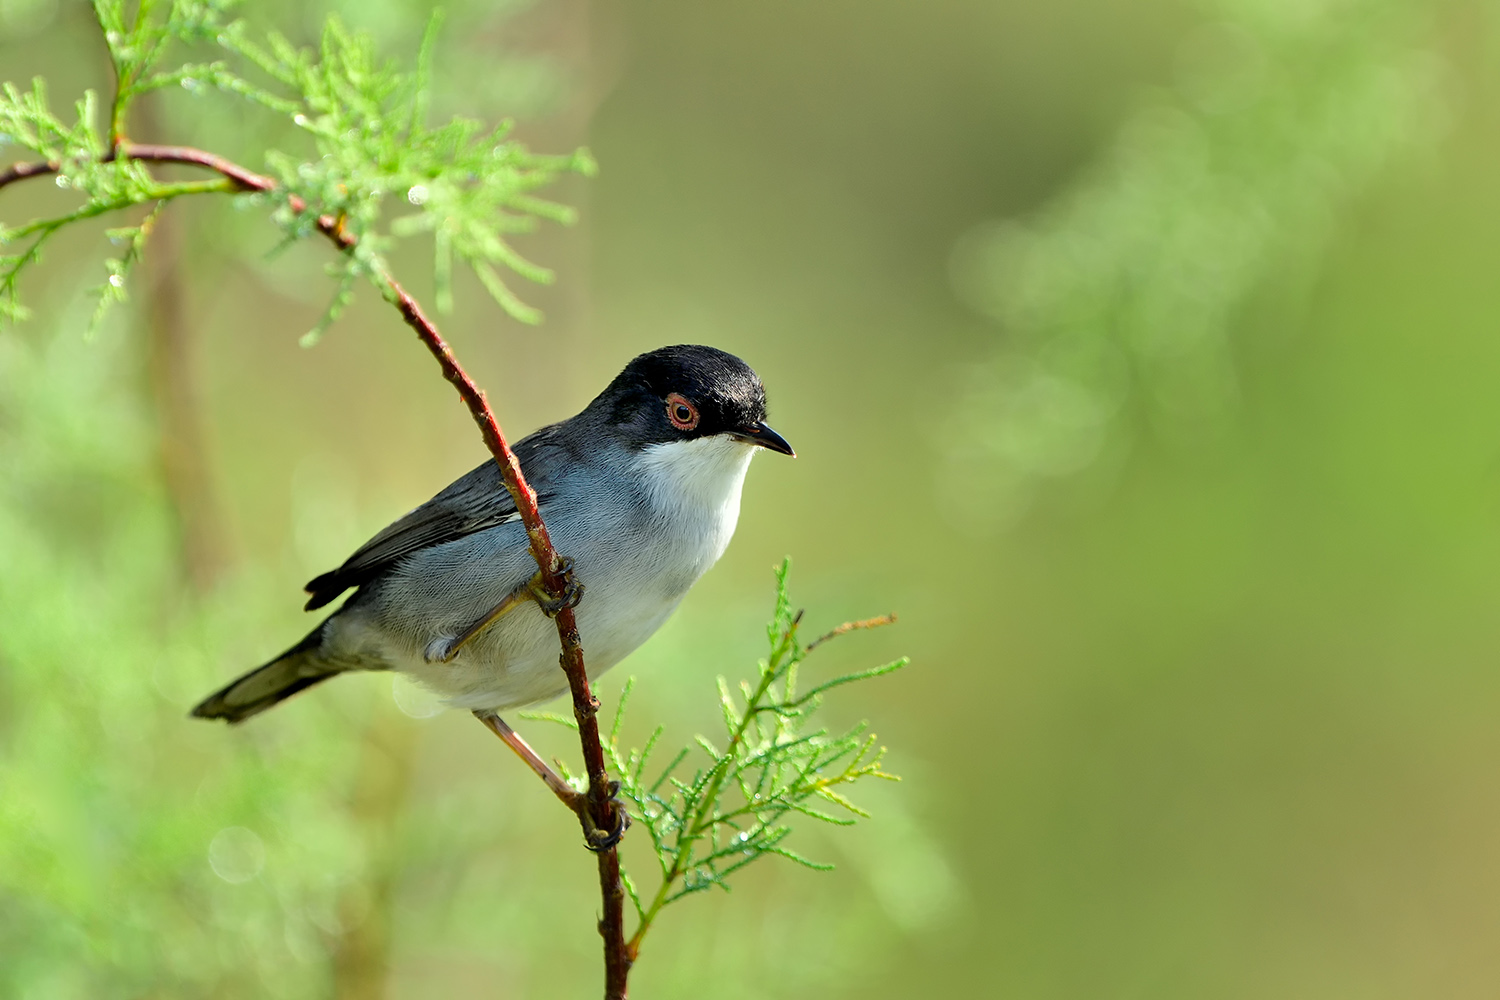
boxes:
[0,144,631,997]
[0,158,60,188]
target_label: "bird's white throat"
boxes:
[637,434,756,518]
[636,435,757,580]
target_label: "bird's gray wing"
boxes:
[302,430,563,610]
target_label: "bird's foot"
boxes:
[575,780,631,853]
[528,556,585,617]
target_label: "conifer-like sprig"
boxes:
[0,77,233,322]
[587,561,903,953]
[0,0,595,334]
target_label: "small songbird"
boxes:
[192,344,794,724]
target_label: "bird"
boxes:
[191,344,794,726]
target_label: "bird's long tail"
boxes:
[191,624,340,724]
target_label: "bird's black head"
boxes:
[588,345,794,455]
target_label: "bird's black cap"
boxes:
[588,345,793,455]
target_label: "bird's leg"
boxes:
[437,558,585,663]
[474,709,583,809]
[438,579,533,663]
[473,710,630,852]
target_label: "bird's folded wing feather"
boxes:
[302,430,561,610]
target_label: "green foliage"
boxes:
[0,77,232,323]
[89,204,163,334]
[578,561,903,947]
[522,561,904,945]
[0,0,593,334]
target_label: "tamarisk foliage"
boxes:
[1,0,595,334]
[0,4,905,995]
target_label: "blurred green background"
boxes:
[5,0,1500,996]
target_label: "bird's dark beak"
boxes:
[733,421,795,457]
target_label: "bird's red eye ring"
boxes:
[666,393,699,431]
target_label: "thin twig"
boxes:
[119,143,279,193]
[0,142,631,998]
[805,613,898,652]
[385,280,632,998]
[0,159,60,189]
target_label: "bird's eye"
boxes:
[666,393,699,431]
